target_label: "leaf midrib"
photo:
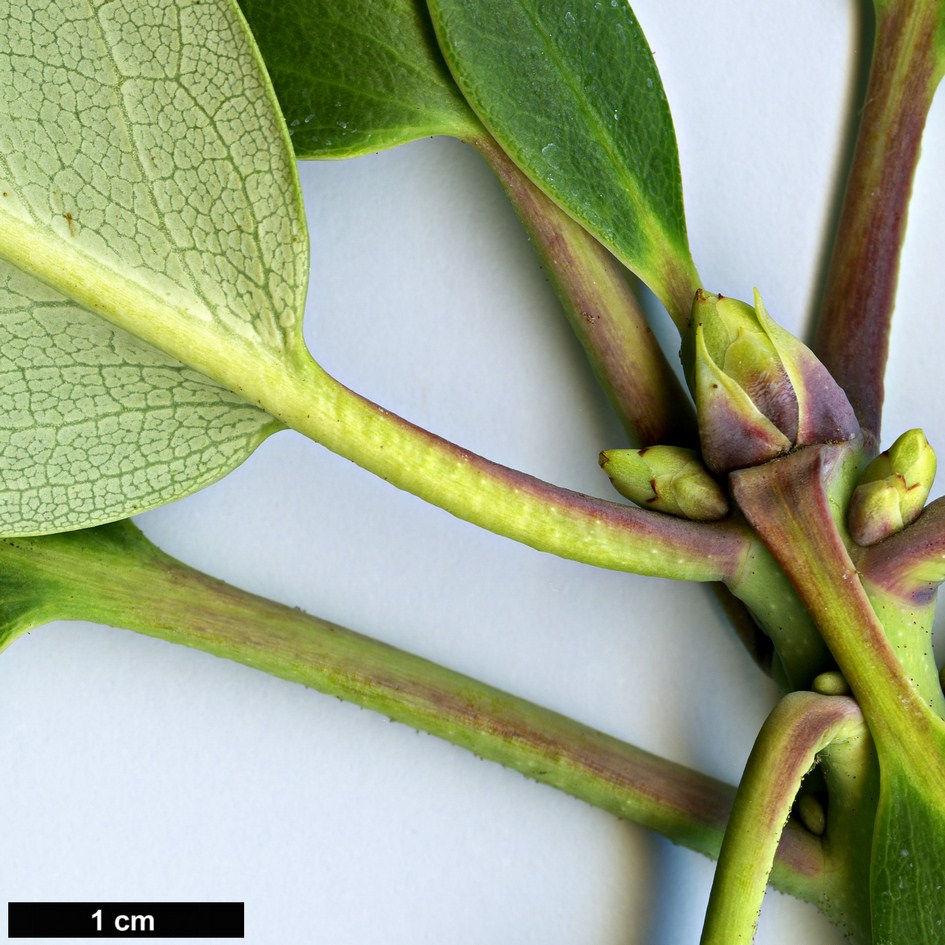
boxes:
[0,204,298,407]
[510,0,664,241]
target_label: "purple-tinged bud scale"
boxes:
[689,290,859,474]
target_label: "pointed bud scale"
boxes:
[847,479,905,546]
[691,299,793,474]
[699,294,799,441]
[747,291,859,447]
[599,445,729,520]
[848,429,936,546]
[689,290,859,474]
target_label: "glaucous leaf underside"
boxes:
[0,0,307,535]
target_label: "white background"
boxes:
[3,2,945,943]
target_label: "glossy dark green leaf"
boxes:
[426,0,699,320]
[238,0,481,157]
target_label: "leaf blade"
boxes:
[237,0,482,157]
[427,0,699,322]
[0,264,280,535]
[0,0,307,534]
[871,758,945,944]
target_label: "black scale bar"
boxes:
[7,902,244,938]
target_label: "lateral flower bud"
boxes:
[599,445,729,520]
[690,289,858,474]
[848,429,936,546]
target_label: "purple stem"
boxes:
[813,0,945,441]
[473,134,696,447]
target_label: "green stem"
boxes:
[700,692,865,945]
[472,134,696,448]
[0,199,744,582]
[474,133,774,675]
[730,445,945,755]
[816,730,879,945]
[726,535,834,691]
[0,522,825,902]
[812,0,945,441]
[280,357,748,582]
[860,578,944,717]
[732,448,945,944]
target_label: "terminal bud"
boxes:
[690,290,858,474]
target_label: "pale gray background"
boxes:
[3,2,944,943]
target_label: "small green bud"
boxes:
[599,445,729,520]
[795,793,827,837]
[689,289,858,474]
[848,429,936,545]
[812,671,851,696]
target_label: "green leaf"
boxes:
[0,0,306,535]
[871,759,945,944]
[0,270,280,534]
[426,0,699,323]
[237,0,482,158]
